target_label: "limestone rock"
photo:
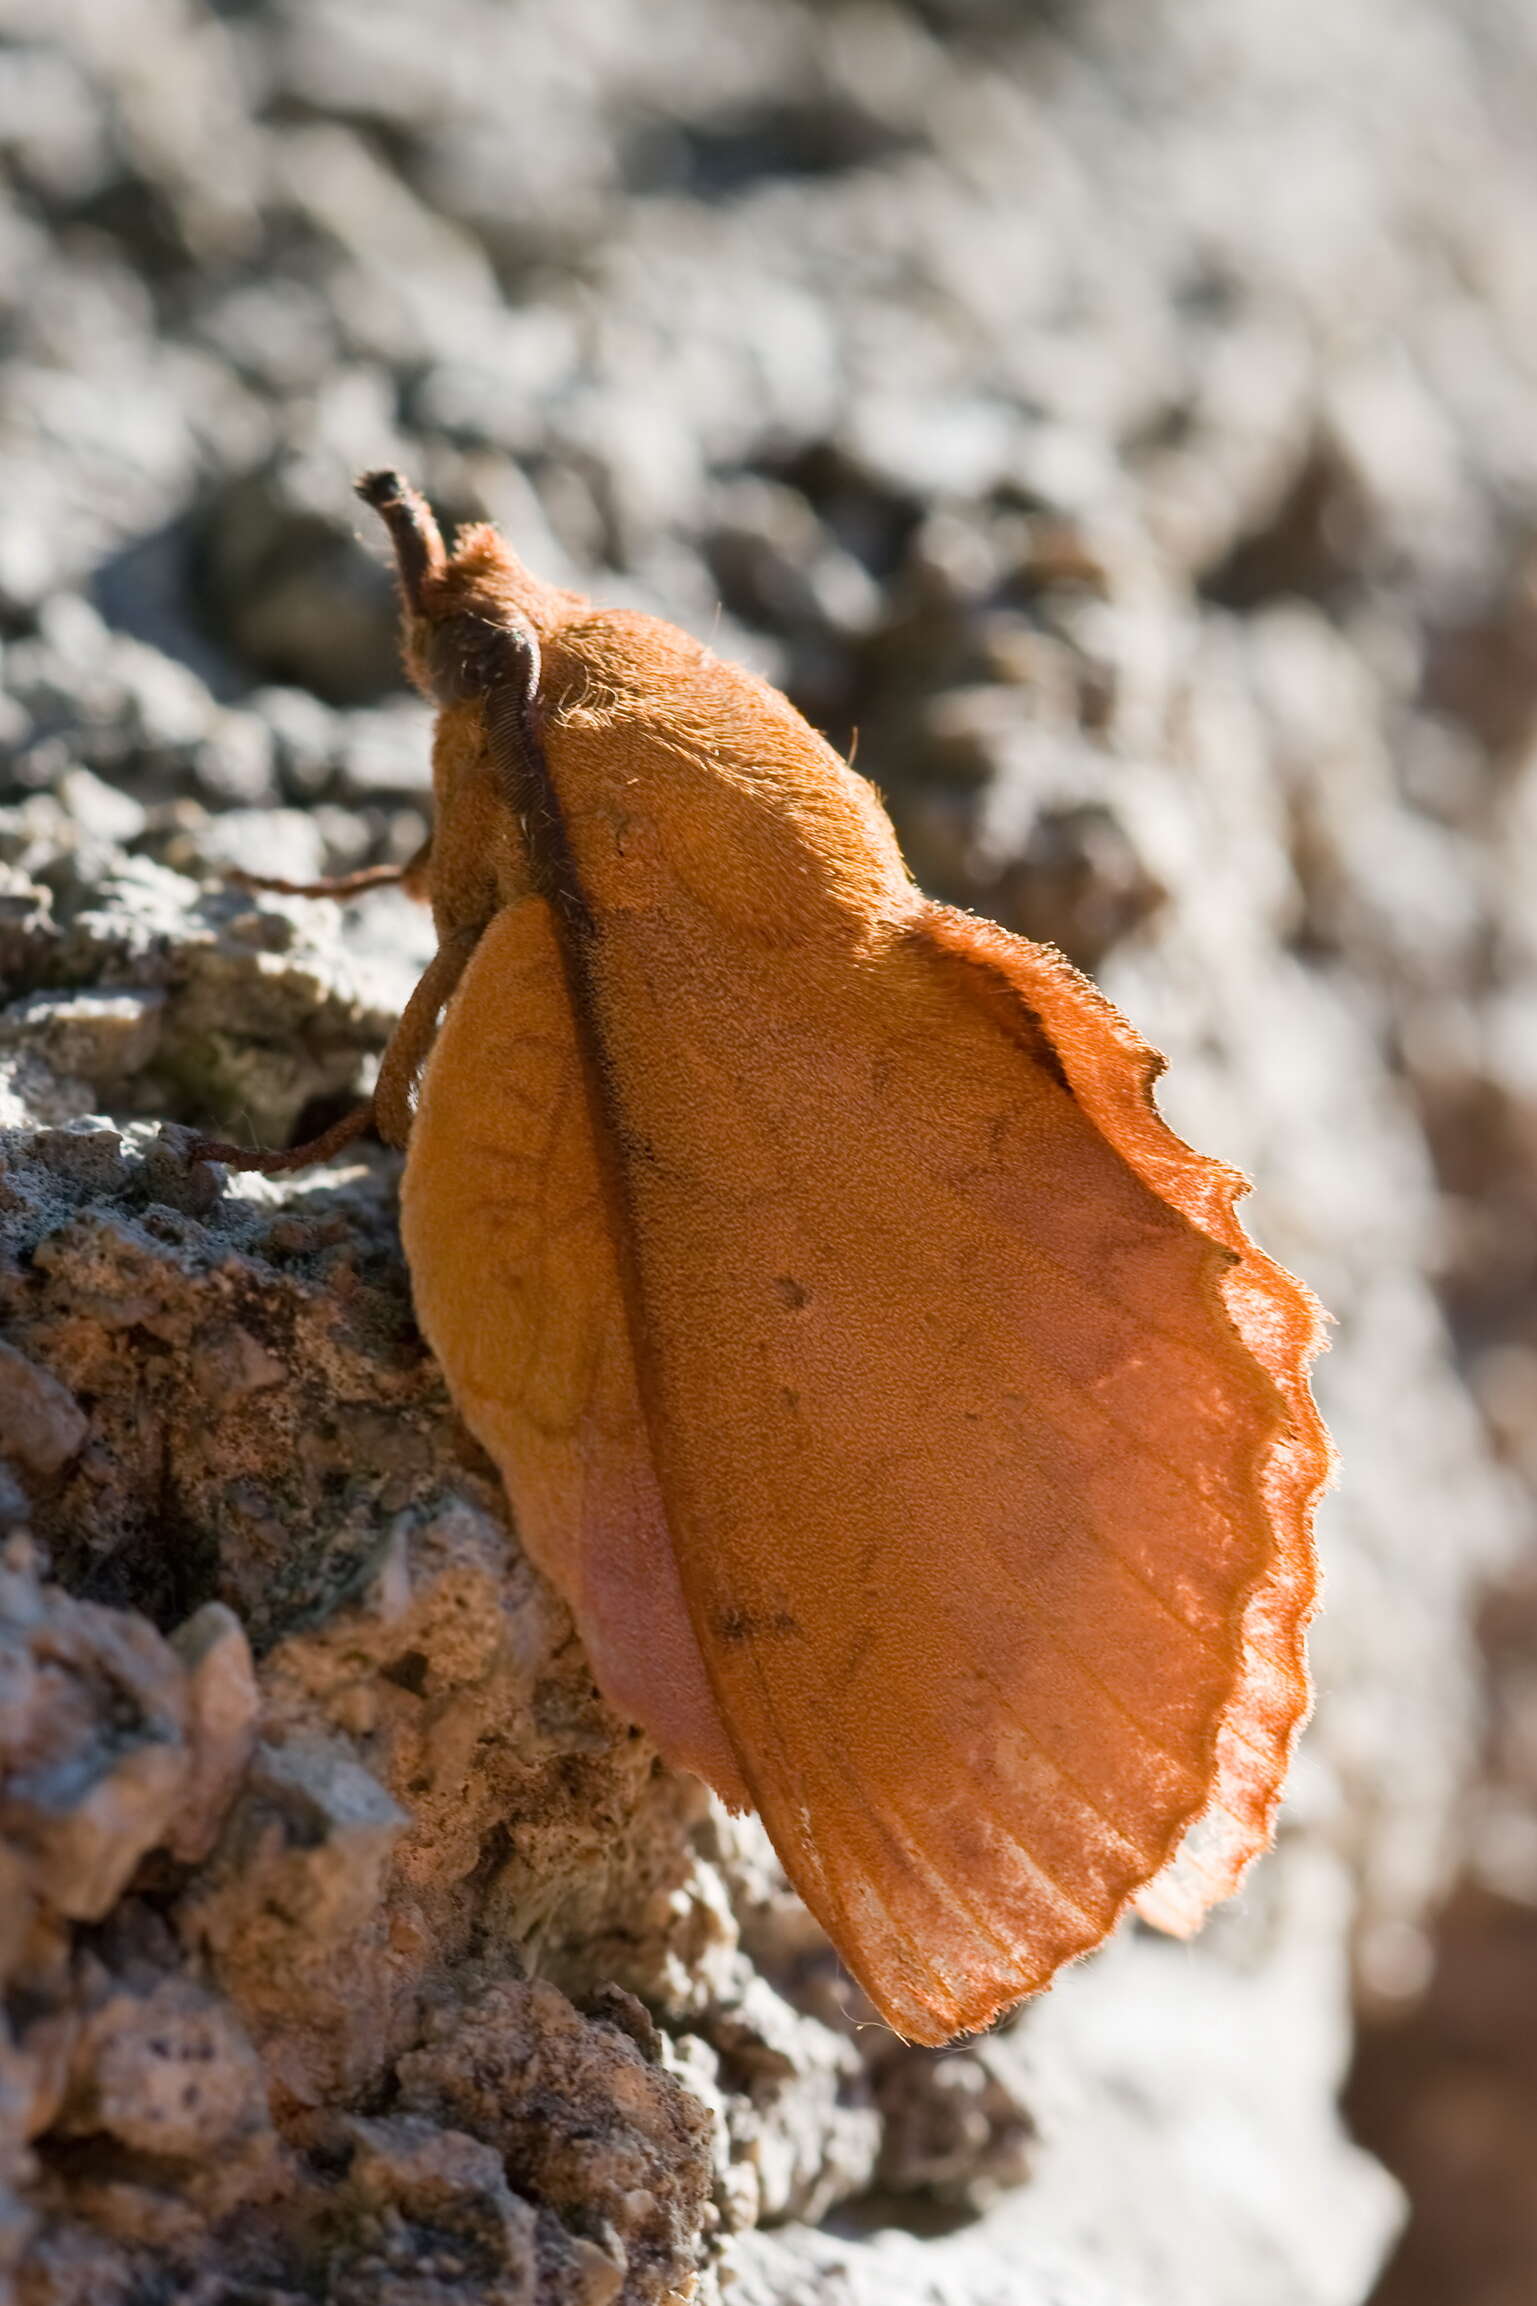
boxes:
[398,1980,714,2306]
[0,1540,191,1923]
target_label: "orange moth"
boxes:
[197,470,1331,2045]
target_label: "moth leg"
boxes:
[229,835,433,903]
[372,924,482,1150]
[186,1100,377,1175]
[187,921,484,1174]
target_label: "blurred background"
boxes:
[3,1,1537,2297]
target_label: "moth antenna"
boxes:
[355,468,446,613]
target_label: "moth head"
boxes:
[356,468,573,710]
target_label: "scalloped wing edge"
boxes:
[917,903,1332,1950]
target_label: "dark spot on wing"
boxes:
[714,1603,801,1644]
[844,1623,876,1678]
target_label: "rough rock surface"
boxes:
[3,0,1536,2299]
